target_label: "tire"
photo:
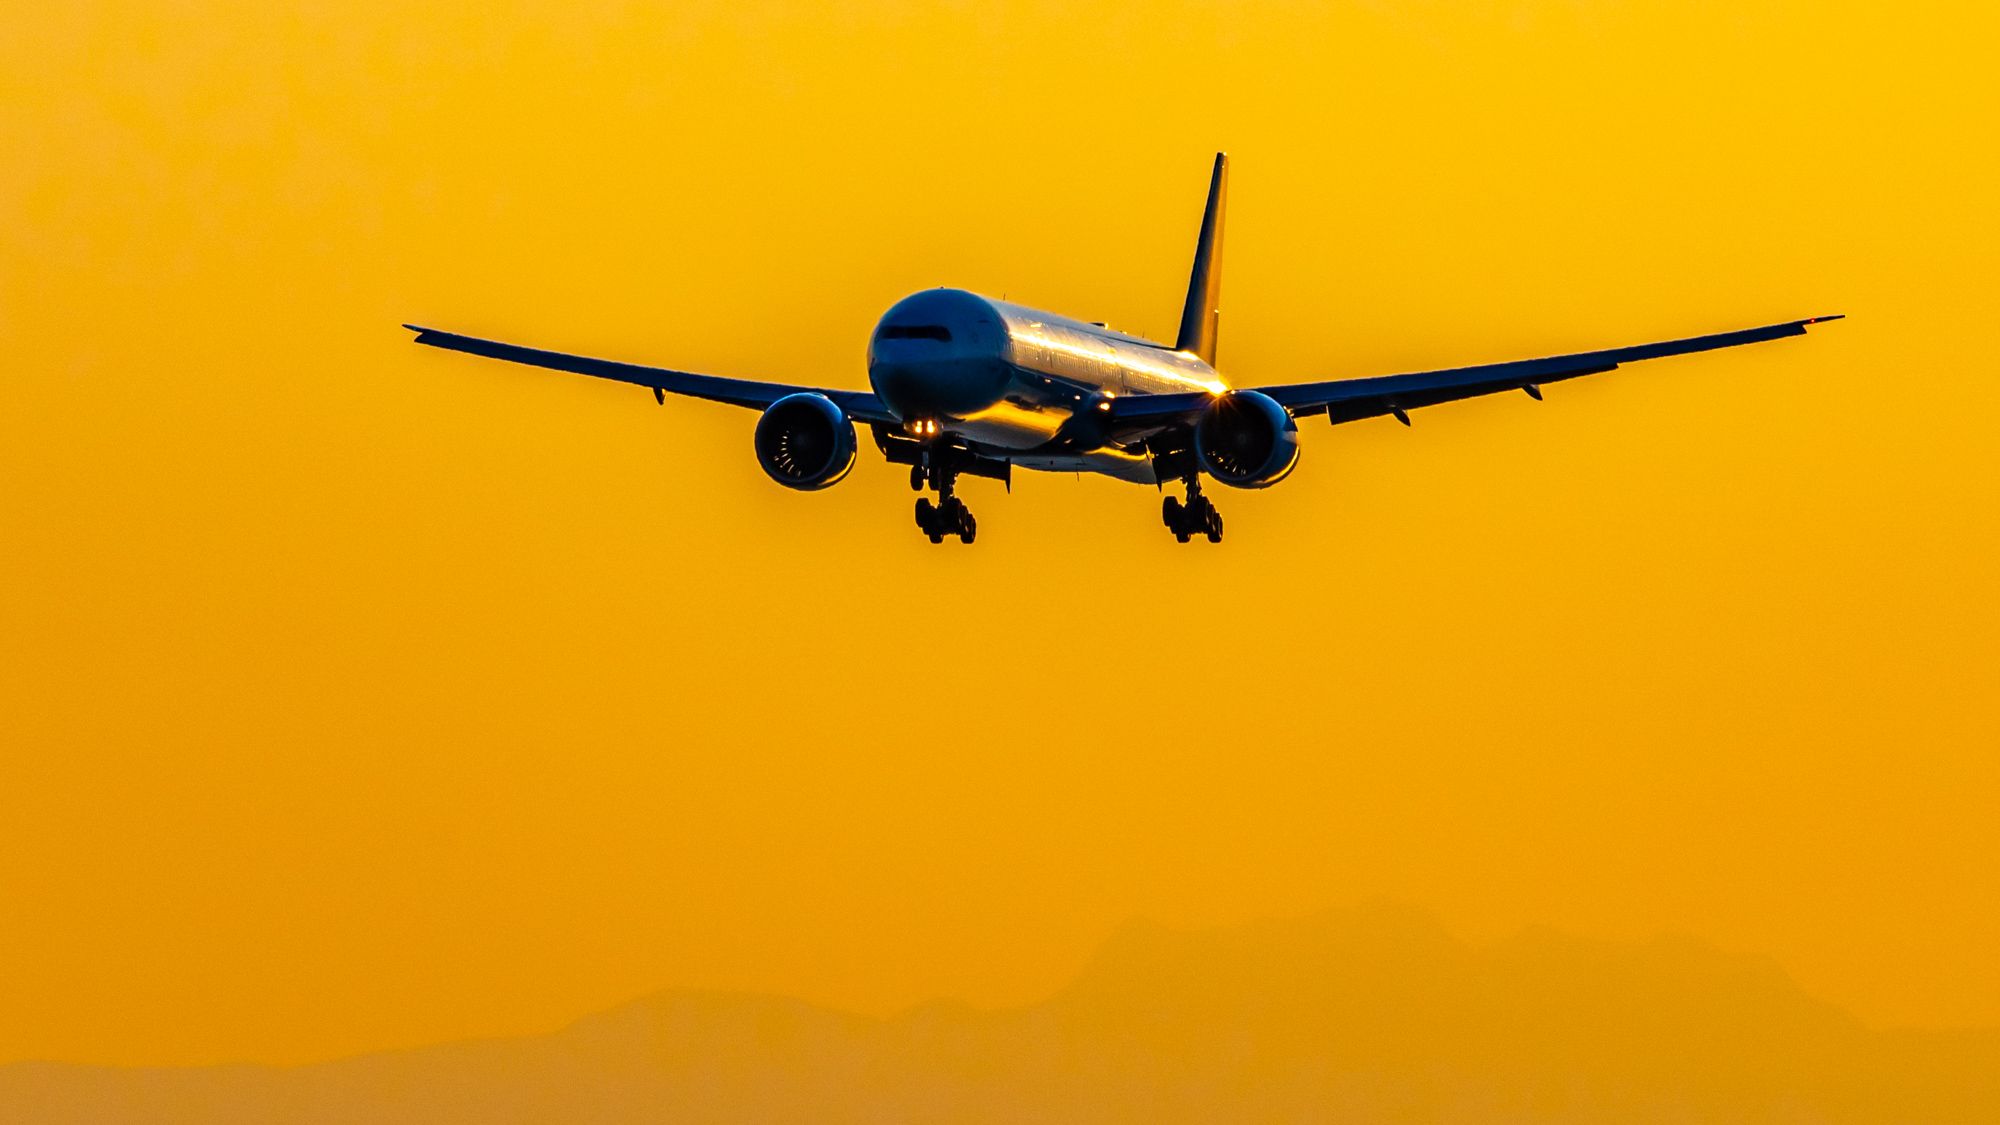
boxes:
[915,497,934,533]
[959,515,976,544]
[1206,512,1223,543]
[910,465,925,491]
[1162,496,1182,527]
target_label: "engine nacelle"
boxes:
[1194,390,1300,488]
[754,393,857,490]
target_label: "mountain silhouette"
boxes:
[5,902,1995,1123]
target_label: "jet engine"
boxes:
[754,393,857,490]
[1193,390,1300,488]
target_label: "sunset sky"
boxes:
[2,0,1995,1067]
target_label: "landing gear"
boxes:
[916,496,975,544]
[1162,478,1222,543]
[912,456,976,544]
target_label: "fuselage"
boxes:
[867,289,1225,480]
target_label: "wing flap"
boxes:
[1265,316,1841,422]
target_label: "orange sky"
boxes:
[2,0,1995,1067]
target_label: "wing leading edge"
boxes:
[404,326,897,424]
[1109,315,1843,429]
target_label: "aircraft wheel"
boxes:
[910,465,926,491]
[1206,512,1223,543]
[1162,496,1182,528]
[916,497,942,543]
[959,514,976,544]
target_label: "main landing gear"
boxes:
[1162,477,1222,543]
[910,457,976,544]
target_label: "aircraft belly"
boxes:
[1010,448,1159,485]
[945,366,1080,450]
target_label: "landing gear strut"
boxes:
[912,453,976,544]
[1162,476,1222,543]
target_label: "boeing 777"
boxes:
[407,153,1840,544]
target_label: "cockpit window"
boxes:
[881,324,952,342]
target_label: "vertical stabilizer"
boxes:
[1175,152,1228,366]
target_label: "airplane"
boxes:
[407,153,1840,544]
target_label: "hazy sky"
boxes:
[2,0,1995,1066]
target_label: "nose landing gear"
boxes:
[1162,478,1222,543]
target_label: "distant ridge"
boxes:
[5,902,1996,1123]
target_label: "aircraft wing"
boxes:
[405,326,898,424]
[1108,315,1842,429]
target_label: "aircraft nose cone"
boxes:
[868,290,1009,421]
[869,361,935,418]
[871,356,1009,420]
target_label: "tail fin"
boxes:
[1175,152,1228,365]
